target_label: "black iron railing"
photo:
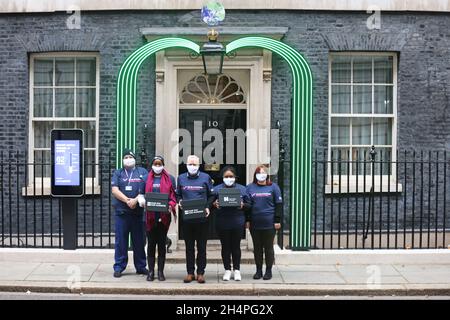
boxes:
[0,151,116,249]
[309,147,449,249]
[0,148,449,249]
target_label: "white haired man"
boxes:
[176,155,214,283]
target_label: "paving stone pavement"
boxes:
[0,249,449,296]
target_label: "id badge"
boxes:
[125,186,132,191]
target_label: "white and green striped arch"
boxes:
[116,36,313,250]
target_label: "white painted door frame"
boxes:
[154,51,272,249]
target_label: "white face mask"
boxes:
[152,165,164,175]
[256,173,268,182]
[123,158,136,168]
[187,164,199,175]
[223,177,235,187]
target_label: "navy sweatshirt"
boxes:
[246,182,283,230]
[211,183,251,230]
[176,171,214,224]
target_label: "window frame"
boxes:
[327,51,399,190]
[27,52,100,195]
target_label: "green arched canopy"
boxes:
[116,36,313,250]
[116,38,200,167]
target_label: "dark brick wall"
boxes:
[0,11,449,246]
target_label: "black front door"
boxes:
[178,109,247,240]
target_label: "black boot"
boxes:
[158,255,166,281]
[253,267,263,280]
[147,257,155,281]
[263,268,272,280]
[158,270,166,281]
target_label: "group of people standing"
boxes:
[111,149,283,283]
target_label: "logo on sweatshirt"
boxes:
[183,185,204,191]
[251,192,272,198]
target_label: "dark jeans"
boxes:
[250,228,276,270]
[183,222,209,275]
[146,222,168,271]
[217,228,243,271]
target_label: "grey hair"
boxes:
[186,155,200,163]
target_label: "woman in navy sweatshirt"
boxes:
[246,165,283,280]
[211,166,251,281]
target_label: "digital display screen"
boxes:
[54,140,81,186]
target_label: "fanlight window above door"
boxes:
[180,74,246,104]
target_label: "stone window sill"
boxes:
[325,183,403,194]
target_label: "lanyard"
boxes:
[124,168,135,186]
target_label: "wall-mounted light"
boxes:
[200,29,225,76]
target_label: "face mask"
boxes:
[187,164,199,175]
[256,173,268,182]
[123,158,135,168]
[152,165,164,175]
[223,177,235,186]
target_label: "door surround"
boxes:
[155,51,273,249]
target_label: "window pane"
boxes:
[76,58,96,86]
[353,85,372,113]
[55,88,74,117]
[331,147,349,175]
[76,88,96,117]
[54,121,74,129]
[352,147,372,175]
[374,85,393,114]
[353,57,372,83]
[331,85,350,113]
[373,147,392,175]
[55,58,74,86]
[34,150,51,178]
[352,118,371,145]
[331,56,351,83]
[77,121,96,148]
[84,150,96,178]
[373,118,392,145]
[33,88,53,117]
[331,118,350,145]
[34,59,53,86]
[34,122,52,148]
[374,56,393,83]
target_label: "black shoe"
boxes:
[136,269,149,276]
[113,271,122,278]
[158,270,166,281]
[253,269,263,280]
[146,270,155,281]
[263,269,272,280]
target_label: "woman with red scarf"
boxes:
[144,156,177,281]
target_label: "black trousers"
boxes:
[146,222,168,271]
[183,222,209,275]
[217,228,243,271]
[250,229,276,270]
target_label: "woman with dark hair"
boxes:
[143,156,177,281]
[246,165,283,280]
[211,166,251,281]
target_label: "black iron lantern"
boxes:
[200,29,225,75]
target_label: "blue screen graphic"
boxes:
[54,140,80,186]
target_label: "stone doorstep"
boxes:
[0,281,449,296]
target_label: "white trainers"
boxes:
[234,270,241,281]
[223,270,232,281]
